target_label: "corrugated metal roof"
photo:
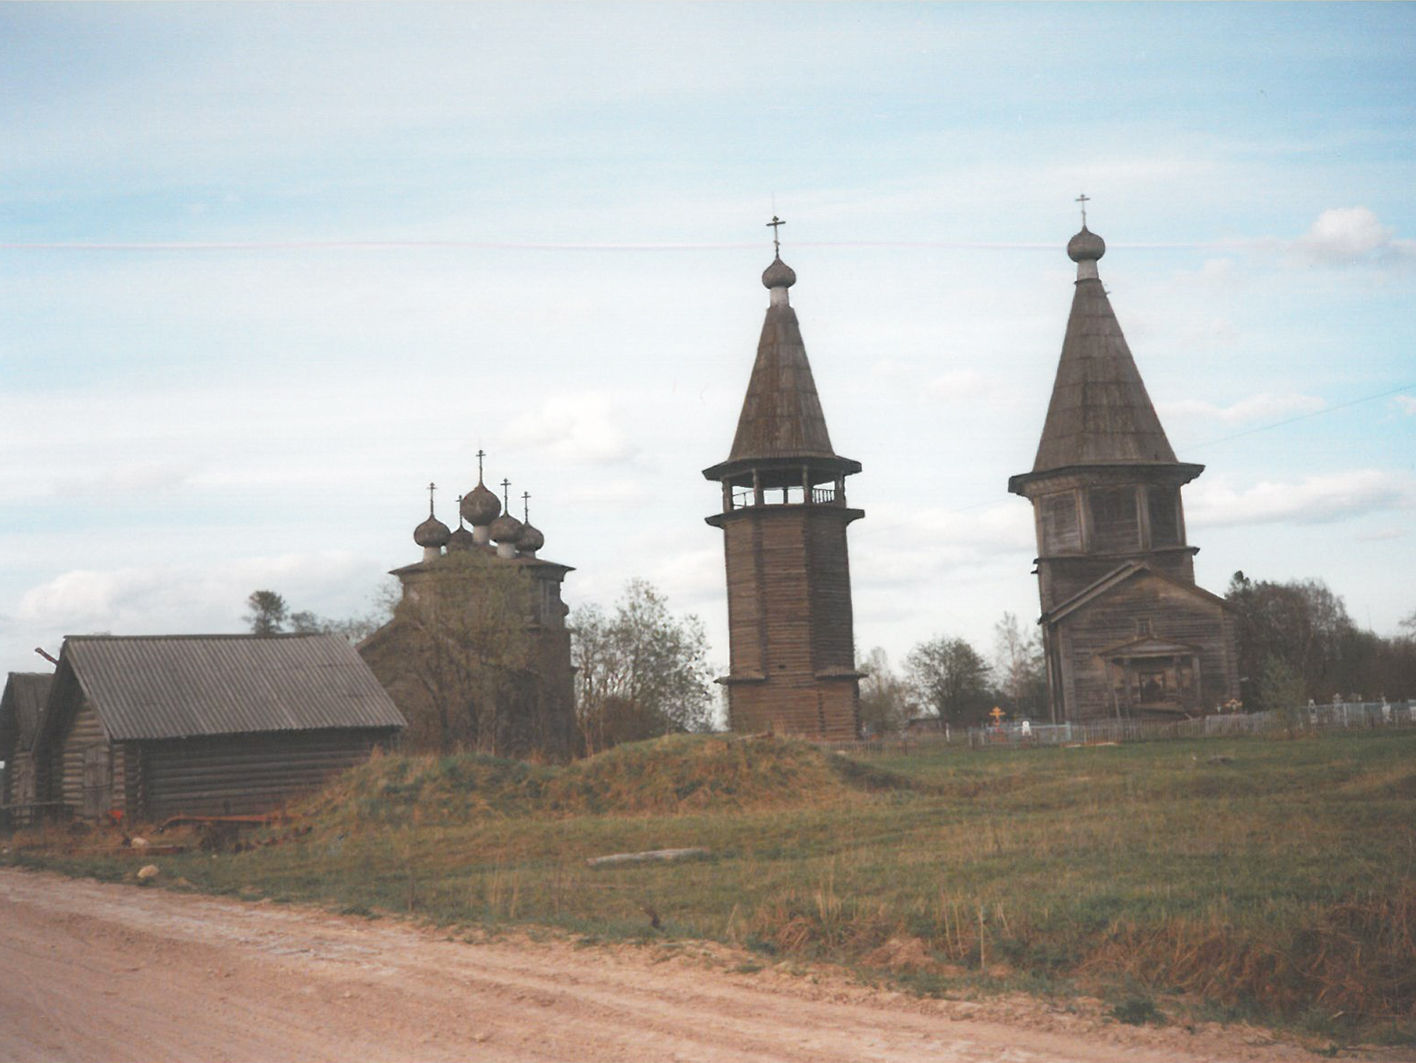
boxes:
[2,672,53,751]
[60,635,405,740]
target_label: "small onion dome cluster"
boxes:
[413,512,451,549]
[461,481,501,526]
[1067,226,1106,263]
[761,255,796,290]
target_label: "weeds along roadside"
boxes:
[4,730,1413,1045]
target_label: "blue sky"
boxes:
[3,3,1414,685]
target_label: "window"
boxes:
[1089,486,1140,552]
[1148,487,1181,546]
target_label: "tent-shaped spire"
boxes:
[1031,227,1177,472]
[706,246,859,485]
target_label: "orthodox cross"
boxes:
[475,449,486,483]
[521,491,531,522]
[500,478,512,510]
[1075,193,1090,227]
[455,494,466,528]
[426,481,436,516]
[766,215,785,255]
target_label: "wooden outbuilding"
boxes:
[703,229,864,741]
[37,634,405,822]
[1,672,53,827]
[1008,220,1238,722]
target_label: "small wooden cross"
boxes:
[766,215,785,255]
[1075,193,1090,226]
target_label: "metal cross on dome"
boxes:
[475,449,486,482]
[1075,193,1090,227]
[426,481,436,516]
[500,478,511,509]
[766,215,785,255]
[521,491,531,522]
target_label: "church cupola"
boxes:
[461,449,502,546]
[703,216,864,742]
[413,482,451,561]
[489,478,524,559]
[447,497,476,552]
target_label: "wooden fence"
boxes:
[845,700,1416,755]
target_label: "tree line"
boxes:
[245,567,1414,749]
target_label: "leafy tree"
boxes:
[570,579,714,754]
[1256,655,1308,736]
[991,612,1046,718]
[904,635,993,728]
[1227,572,1355,705]
[856,647,914,736]
[245,590,289,636]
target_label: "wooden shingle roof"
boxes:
[1031,260,1178,472]
[57,634,405,741]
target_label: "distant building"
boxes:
[359,462,577,759]
[1,672,53,826]
[1008,219,1239,722]
[36,634,404,821]
[703,228,864,741]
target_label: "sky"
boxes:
[3,3,1414,688]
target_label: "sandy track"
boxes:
[0,867,1394,1063]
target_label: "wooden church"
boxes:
[703,222,864,741]
[1008,213,1239,722]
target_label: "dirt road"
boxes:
[0,867,1396,1063]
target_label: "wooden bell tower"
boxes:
[703,220,864,741]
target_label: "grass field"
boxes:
[7,730,1414,1044]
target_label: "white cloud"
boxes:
[9,552,380,655]
[1160,391,1326,425]
[504,394,636,465]
[1292,207,1416,267]
[1187,470,1415,529]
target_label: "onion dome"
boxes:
[1067,226,1106,263]
[489,512,522,543]
[461,481,500,526]
[517,521,544,554]
[761,255,796,290]
[413,513,450,549]
[447,515,476,552]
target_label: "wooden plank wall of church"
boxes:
[722,511,859,741]
[136,730,392,820]
[1057,582,1237,721]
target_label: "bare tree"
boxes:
[571,579,714,754]
[381,554,536,754]
[991,612,1046,718]
[856,647,914,735]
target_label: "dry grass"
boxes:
[6,730,1413,1043]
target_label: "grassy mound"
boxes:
[304,734,912,825]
